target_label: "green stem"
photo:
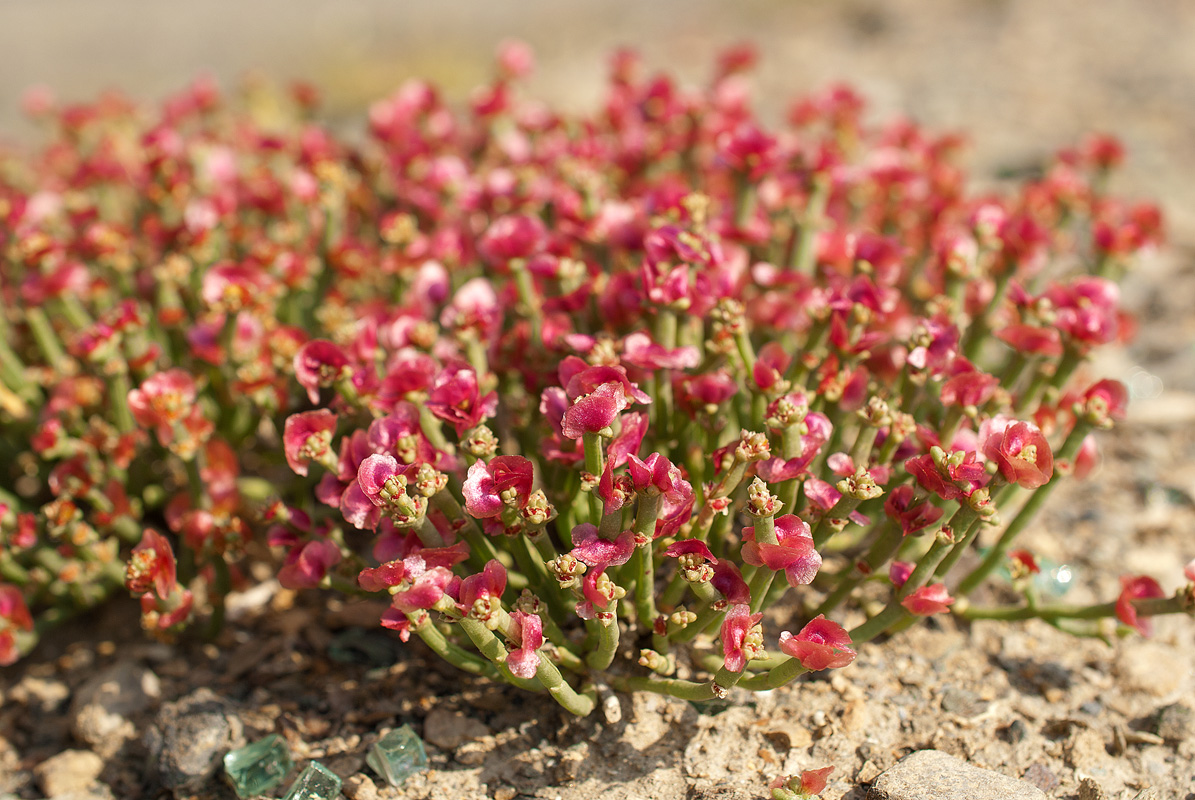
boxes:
[958,595,1190,623]
[412,615,500,679]
[586,604,620,671]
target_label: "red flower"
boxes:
[710,561,751,606]
[778,615,856,671]
[426,363,498,435]
[1115,575,1165,636]
[562,382,630,439]
[570,523,635,568]
[741,514,822,588]
[622,331,700,370]
[720,603,763,673]
[626,453,692,504]
[901,583,955,616]
[463,456,534,518]
[0,584,33,666]
[293,339,350,403]
[283,409,338,476]
[883,486,944,536]
[278,539,342,589]
[979,417,1053,489]
[505,610,544,679]
[478,213,546,264]
[125,529,177,599]
[458,560,508,623]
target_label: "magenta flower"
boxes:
[996,324,1063,357]
[778,615,856,671]
[561,382,630,439]
[478,213,547,264]
[622,332,700,370]
[1115,575,1165,636]
[1081,379,1129,425]
[626,453,692,504]
[883,485,944,536]
[505,610,544,679]
[940,360,999,408]
[664,539,717,564]
[293,339,350,403]
[607,411,648,467]
[570,523,635,568]
[720,603,763,673]
[752,342,792,394]
[888,561,915,588]
[426,362,498,435]
[710,561,751,606]
[462,456,534,518]
[901,583,955,616]
[278,539,342,589]
[979,417,1054,489]
[906,449,987,501]
[283,409,338,476]
[741,514,822,588]
[440,278,502,342]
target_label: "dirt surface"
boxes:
[3,1,1195,798]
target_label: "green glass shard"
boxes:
[365,724,428,786]
[223,733,294,798]
[282,761,343,800]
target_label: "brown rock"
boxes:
[342,773,381,800]
[70,662,161,758]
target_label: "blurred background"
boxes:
[2,0,1192,391]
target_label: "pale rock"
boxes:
[1114,642,1186,697]
[868,749,1047,800]
[70,662,160,757]
[33,749,103,797]
[422,707,489,750]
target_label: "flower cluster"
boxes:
[0,44,1190,721]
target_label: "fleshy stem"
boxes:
[956,421,1091,596]
[849,503,981,644]
[632,494,663,629]
[457,616,544,693]
[510,259,542,349]
[25,307,69,369]
[791,173,829,274]
[410,612,501,679]
[958,594,1193,623]
[582,431,605,527]
[737,656,810,691]
[586,605,620,671]
[814,518,903,618]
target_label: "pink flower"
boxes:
[1081,379,1129,425]
[1115,575,1165,636]
[127,369,197,445]
[462,456,534,518]
[478,213,546,264]
[293,339,350,403]
[570,523,635,568]
[561,383,630,439]
[741,514,822,587]
[664,539,717,563]
[778,615,856,671]
[1184,559,1195,584]
[979,417,1054,489]
[888,561,914,588]
[901,583,955,616]
[458,560,508,622]
[505,610,544,679]
[711,561,751,606]
[626,453,692,505]
[278,539,342,589]
[607,412,648,467]
[622,332,700,370]
[720,603,763,673]
[426,363,498,435]
[440,278,502,342]
[940,360,999,408]
[283,409,337,476]
[996,324,1063,357]
[883,486,944,536]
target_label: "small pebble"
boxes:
[1078,776,1107,800]
[1021,762,1059,792]
[1079,700,1103,716]
[1003,720,1028,743]
[34,749,104,797]
[940,687,990,718]
[870,750,1047,799]
[1153,703,1193,743]
[342,773,381,800]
